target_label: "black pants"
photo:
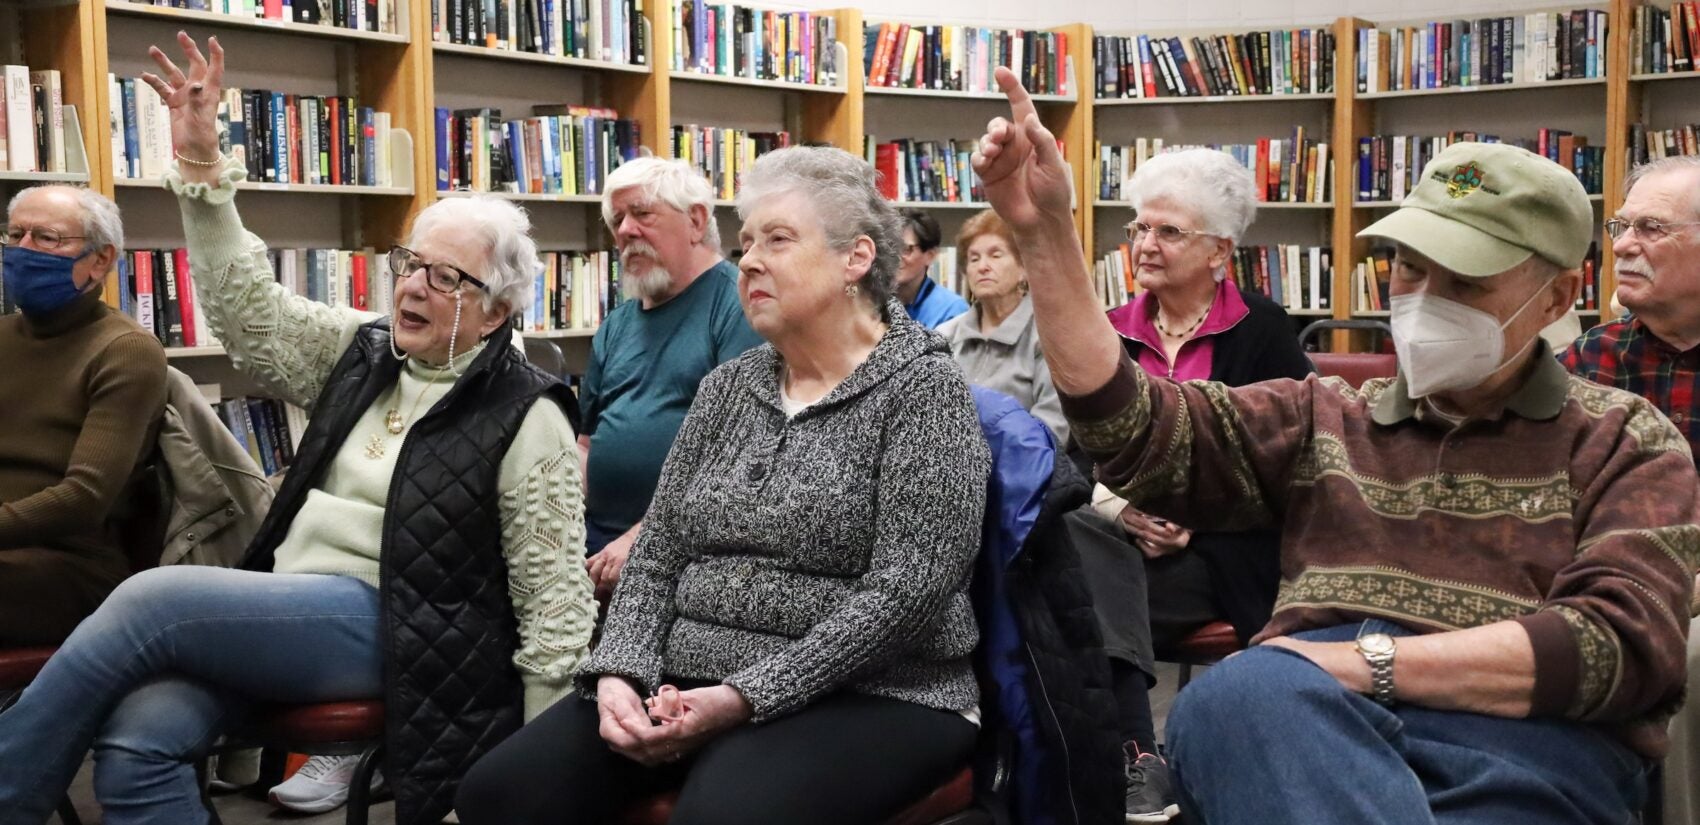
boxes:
[0,546,128,646]
[456,688,978,825]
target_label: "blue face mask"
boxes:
[3,245,95,316]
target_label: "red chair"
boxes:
[1159,621,1241,690]
[1299,319,1398,391]
[207,700,387,825]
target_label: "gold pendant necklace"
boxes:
[367,365,451,460]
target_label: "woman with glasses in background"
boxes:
[1082,147,1314,822]
[0,33,593,825]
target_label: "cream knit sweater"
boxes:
[168,161,593,720]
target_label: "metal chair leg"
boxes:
[344,743,384,825]
[55,796,84,825]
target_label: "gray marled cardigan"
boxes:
[579,304,991,722]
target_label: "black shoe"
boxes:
[1124,745,1180,823]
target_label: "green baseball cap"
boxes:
[1358,141,1594,278]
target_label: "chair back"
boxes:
[1310,352,1398,389]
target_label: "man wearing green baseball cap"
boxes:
[973,65,1697,825]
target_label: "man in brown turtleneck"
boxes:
[1,184,166,646]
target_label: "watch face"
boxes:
[1359,633,1395,655]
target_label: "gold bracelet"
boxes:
[174,151,225,167]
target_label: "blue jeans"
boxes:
[0,566,382,825]
[1167,620,1649,825]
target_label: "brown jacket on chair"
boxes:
[151,367,274,568]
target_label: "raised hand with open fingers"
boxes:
[140,31,226,165]
[970,66,1074,234]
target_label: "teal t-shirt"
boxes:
[580,259,764,547]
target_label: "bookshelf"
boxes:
[0,0,1664,356]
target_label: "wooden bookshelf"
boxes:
[7,0,1653,354]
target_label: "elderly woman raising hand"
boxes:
[457,146,990,825]
[0,33,594,825]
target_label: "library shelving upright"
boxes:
[1088,22,1339,322]
[1617,0,1700,284]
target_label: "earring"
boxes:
[844,283,860,298]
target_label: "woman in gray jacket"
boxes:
[457,146,992,825]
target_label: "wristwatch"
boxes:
[1354,633,1397,706]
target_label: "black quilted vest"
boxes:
[242,321,574,825]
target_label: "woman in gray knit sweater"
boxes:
[458,147,992,823]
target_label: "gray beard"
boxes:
[621,265,675,301]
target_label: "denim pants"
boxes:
[1167,620,1649,825]
[0,566,382,825]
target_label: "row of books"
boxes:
[1631,122,1700,165]
[523,249,627,331]
[1354,130,1604,202]
[861,23,1071,96]
[1094,132,1333,204]
[1351,244,1603,312]
[212,395,306,478]
[867,138,982,204]
[1094,243,1334,314]
[111,247,396,349]
[432,0,645,64]
[1094,29,1336,99]
[671,124,789,200]
[1356,10,1608,93]
[110,77,396,187]
[0,66,68,174]
[672,2,840,86]
[433,105,639,194]
[115,0,397,33]
[1630,2,1700,75]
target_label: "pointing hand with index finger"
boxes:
[970,66,1074,234]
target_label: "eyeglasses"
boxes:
[387,246,488,295]
[1125,222,1216,245]
[902,243,921,255]
[1,225,86,251]
[1604,217,1700,241]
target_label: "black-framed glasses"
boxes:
[1,225,86,250]
[387,246,488,295]
[1124,221,1215,245]
[1604,217,1700,241]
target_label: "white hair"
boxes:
[600,156,719,244]
[1125,147,1258,245]
[7,185,124,253]
[407,195,539,314]
[736,146,902,309]
[1626,156,1700,218]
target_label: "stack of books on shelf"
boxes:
[214,394,306,478]
[433,0,646,64]
[1631,1,1700,74]
[1630,122,1700,163]
[1094,132,1332,204]
[526,249,624,331]
[861,22,1070,95]
[924,246,963,298]
[866,137,982,204]
[1097,243,1331,312]
[434,105,639,194]
[671,1,839,85]
[111,78,396,187]
[1,66,69,174]
[670,125,789,199]
[115,0,399,33]
[1355,129,1604,201]
[1355,9,1608,92]
[1350,244,1603,311]
[1094,28,1335,99]
[113,247,393,348]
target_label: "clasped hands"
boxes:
[596,675,752,767]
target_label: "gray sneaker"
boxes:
[1124,745,1180,823]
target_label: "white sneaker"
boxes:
[268,754,383,814]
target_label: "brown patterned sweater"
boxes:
[1061,344,1699,758]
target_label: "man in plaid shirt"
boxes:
[1561,154,1700,825]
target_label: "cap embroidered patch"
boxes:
[1446,162,1485,199]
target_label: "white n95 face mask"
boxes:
[1390,284,1544,399]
